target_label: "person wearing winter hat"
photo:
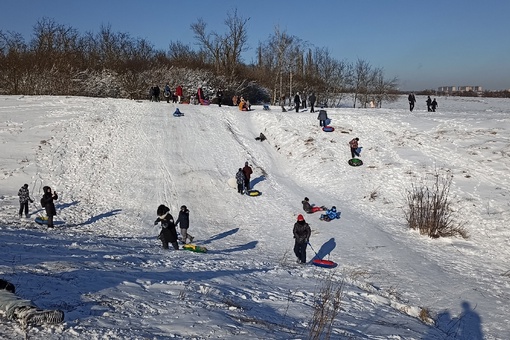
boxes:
[17,184,34,218]
[302,197,327,214]
[293,214,311,264]
[154,205,179,250]
[175,205,194,244]
[242,162,253,191]
[41,186,58,228]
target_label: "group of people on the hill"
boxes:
[408,93,438,112]
[150,84,184,103]
[291,92,317,113]
[17,184,58,229]
[154,204,194,250]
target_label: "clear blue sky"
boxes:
[2,0,509,91]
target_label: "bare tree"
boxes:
[352,58,372,108]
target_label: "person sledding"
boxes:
[293,214,311,264]
[319,206,341,222]
[302,197,326,214]
[154,205,179,250]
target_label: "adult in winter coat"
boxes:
[309,93,317,113]
[431,98,438,112]
[426,96,432,112]
[0,279,64,327]
[154,205,179,250]
[408,93,416,112]
[242,162,253,191]
[320,206,341,221]
[302,197,326,214]
[41,186,58,228]
[294,93,301,112]
[349,137,360,158]
[17,184,34,218]
[236,168,245,194]
[293,214,311,264]
[317,109,328,127]
[216,89,223,107]
[176,85,183,103]
[164,83,171,103]
[175,205,194,244]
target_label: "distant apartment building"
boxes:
[438,86,483,93]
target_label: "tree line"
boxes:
[0,12,402,106]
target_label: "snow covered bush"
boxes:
[404,171,468,239]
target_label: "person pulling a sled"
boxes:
[154,205,179,250]
[293,214,311,264]
[175,205,194,244]
[41,186,58,228]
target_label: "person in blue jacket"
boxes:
[320,206,341,222]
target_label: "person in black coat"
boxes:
[41,186,58,228]
[18,183,34,218]
[426,96,432,112]
[309,93,316,113]
[175,205,194,244]
[293,214,311,264]
[408,93,416,112]
[294,92,301,112]
[216,89,223,107]
[154,205,179,250]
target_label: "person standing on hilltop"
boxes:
[293,214,311,264]
[294,92,301,112]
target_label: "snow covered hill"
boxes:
[0,95,509,339]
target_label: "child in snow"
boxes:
[41,186,58,228]
[349,138,360,158]
[154,205,179,250]
[320,206,341,222]
[17,184,34,218]
[293,214,311,264]
[302,197,326,214]
[175,205,194,244]
[317,109,328,127]
[0,279,64,327]
[236,168,245,194]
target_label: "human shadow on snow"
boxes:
[201,227,239,245]
[421,301,484,340]
[207,240,258,254]
[250,175,266,188]
[310,237,337,261]
[77,209,123,226]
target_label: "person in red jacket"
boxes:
[349,137,360,158]
[242,162,253,191]
[176,85,183,103]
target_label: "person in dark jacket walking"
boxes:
[309,93,316,113]
[242,162,253,191]
[349,138,360,158]
[175,205,194,244]
[431,98,438,112]
[293,214,311,264]
[294,93,301,112]
[41,186,58,228]
[154,205,179,250]
[236,168,245,194]
[426,96,432,112]
[17,184,34,218]
[408,93,416,112]
[317,108,328,127]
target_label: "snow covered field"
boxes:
[0,94,509,339]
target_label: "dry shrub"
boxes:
[404,171,469,239]
[308,273,344,340]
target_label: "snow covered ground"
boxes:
[0,94,509,339]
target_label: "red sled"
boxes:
[312,259,338,268]
[322,126,334,132]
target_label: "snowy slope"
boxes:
[0,95,509,339]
